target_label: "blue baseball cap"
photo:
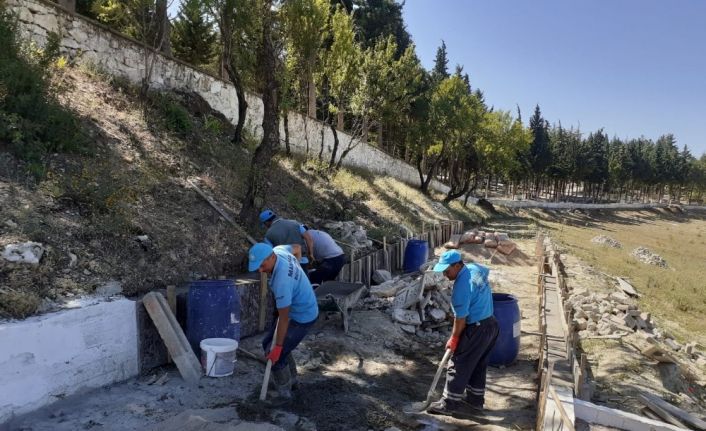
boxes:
[299,224,309,234]
[259,209,276,226]
[432,250,463,272]
[248,242,274,272]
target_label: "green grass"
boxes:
[543,209,706,345]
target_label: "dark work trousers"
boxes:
[307,254,345,285]
[443,316,499,406]
[262,318,316,371]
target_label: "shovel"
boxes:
[259,318,280,401]
[405,348,453,413]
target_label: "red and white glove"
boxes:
[266,345,283,363]
[446,335,460,352]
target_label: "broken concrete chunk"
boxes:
[370,279,404,298]
[372,269,392,285]
[392,309,422,326]
[392,280,424,310]
[2,242,45,265]
[429,308,446,322]
[624,314,637,329]
[575,318,588,330]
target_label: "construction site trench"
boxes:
[6,221,541,431]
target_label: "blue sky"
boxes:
[402,0,706,156]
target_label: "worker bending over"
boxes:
[248,243,319,403]
[259,209,310,270]
[427,250,499,418]
[300,225,345,285]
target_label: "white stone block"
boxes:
[0,299,138,423]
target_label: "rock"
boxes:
[591,235,622,248]
[484,239,498,248]
[68,252,78,268]
[609,291,630,304]
[399,324,416,334]
[575,318,588,330]
[392,309,422,326]
[624,314,637,329]
[631,247,668,268]
[685,342,698,355]
[372,269,392,285]
[4,219,18,229]
[429,308,447,322]
[424,271,447,288]
[587,322,597,332]
[2,242,45,265]
[574,309,588,319]
[96,280,122,297]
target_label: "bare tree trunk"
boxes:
[307,71,316,118]
[284,113,291,156]
[156,0,171,55]
[337,111,344,130]
[239,0,279,228]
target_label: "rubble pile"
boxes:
[568,289,706,366]
[631,247,668,268]
[457,229,517,255]
[365,262,455,344]
[591,235,622,248]
[324,221,373,251]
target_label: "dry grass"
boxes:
[541,209,706,344]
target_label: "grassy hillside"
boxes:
[0,66,487,319]
[532,208,706,344]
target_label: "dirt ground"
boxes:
[8,237,541,431]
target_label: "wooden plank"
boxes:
[187,179,256,245]
[142,292,201,385]
[258,273,268,331]
[548,385,576,431]
[574,399,688,431]
[639,393,705,430]
[166,285,176,364]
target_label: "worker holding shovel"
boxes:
[427,250,499,418]
[248,243,319,403]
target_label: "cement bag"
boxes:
[484,239,498,248]
[497,240,517,255]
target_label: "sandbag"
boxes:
[495,232,510,242]
[469,235,484,244]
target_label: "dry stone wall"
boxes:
[8,0,450,193]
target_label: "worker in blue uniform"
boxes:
[427,250,499,418]
[248,242,319,402]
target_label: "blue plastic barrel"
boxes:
[403,239,429,273]
[489,293,520,367]
[187,280,241,354]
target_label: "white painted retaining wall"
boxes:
[8,0,450,194]
[0,299,138,424]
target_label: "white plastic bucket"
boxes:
[200,338,238,377]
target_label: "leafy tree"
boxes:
[528,105,551,196]
[171,0,218,67]
[352,0,410,58]
[281,0,329,118]
[205,0,261,145]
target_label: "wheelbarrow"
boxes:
[315,281,366,333]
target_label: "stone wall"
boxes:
[8,0,450,194]
[0,299,139,423]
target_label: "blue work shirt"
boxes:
[450,263,494,324]
[270,246,319,323]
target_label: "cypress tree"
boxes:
[171,0,217,67]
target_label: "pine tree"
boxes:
[171,0,217,66]
[431,40,449,83]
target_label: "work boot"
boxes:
[464,393,485,414]
[426,398,477,419]
[286,353,299,391]
[268,366,292,405]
